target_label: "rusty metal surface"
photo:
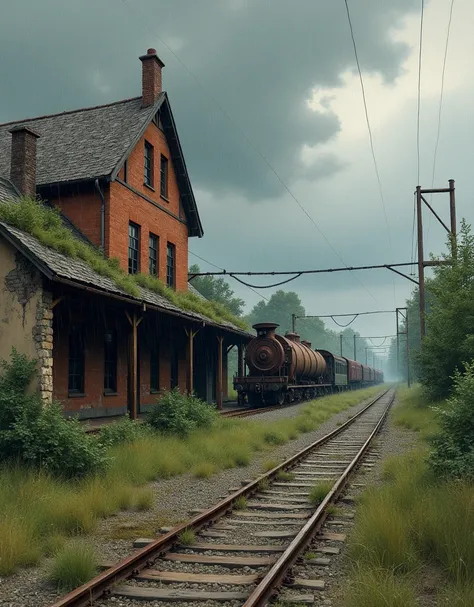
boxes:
[49,387,391,607]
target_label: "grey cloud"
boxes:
[0,0,418,199]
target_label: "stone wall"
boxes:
[33,290,53,402]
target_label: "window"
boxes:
[160,155,168,198]
[123,159,128,183]
[149,233,158,276]
[166,242,175,288]
[144,141,154,187]
[68,326,85,394]
[104,330,117,393]
[128,222,140,274]
[150,344,160,392]
[170,343,179,389]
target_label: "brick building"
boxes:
[0,50,250,419]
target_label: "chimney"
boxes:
[9,125,40,198]
[301,340,312,348]
[139,48,165,107]
[253,322,279,339]
[285,332,301,343]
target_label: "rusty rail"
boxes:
[49,386,392,607]
[243,388,395,607]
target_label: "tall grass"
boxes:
[0,386,382,575]
[48,541,98,592]
[344,386,474,605]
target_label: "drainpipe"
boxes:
[94,179,105,253]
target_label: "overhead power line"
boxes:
[120,0,380,305]
[416,0,425,186]
[343,0,396,305]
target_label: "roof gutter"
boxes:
[94,179,105,252]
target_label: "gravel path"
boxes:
[0,390,383,607]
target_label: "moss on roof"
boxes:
[0,198,248,331]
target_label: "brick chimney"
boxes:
[139,48,165,107]
[9,125,40,198]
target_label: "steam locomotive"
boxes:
[233,322,384,406]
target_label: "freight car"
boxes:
[233,323,330,406]
[233,322,384,406]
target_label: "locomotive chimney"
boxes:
[285,332,301,343]
[253,322,279,339]
[301,340,312,348]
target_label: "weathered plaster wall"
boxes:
[0,240,53,400]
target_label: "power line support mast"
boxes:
[416,180,457,338]
[396,307,409,387]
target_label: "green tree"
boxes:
[246,290,305,334]
[189,264,245,317]
[418,220,474,400]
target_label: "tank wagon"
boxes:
[234,322,384,406]
[234,323,329,406]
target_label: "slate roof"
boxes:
[0,177,19,202]
[0,93,203,237]
[0,221,251,339]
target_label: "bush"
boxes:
[98,415,147,448]
[429,361,474,481]
[0,350,106,478]
[48,541,98,592]
[146,389,219,437]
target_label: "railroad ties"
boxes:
[103,390,393,606]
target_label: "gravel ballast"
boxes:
[0,389,387,607]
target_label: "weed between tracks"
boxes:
[0,386,383,577]
[343,386,474,606]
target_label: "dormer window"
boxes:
[144,141,154,187]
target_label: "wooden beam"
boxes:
[187,329,196,394]
[128,311,141,420]
[216,335,224,410]
[51,296,64,309]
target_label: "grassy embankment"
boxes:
[344,386,474,607]
[0,385,383,576]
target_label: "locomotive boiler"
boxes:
[233,323,329,406]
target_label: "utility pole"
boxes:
[416,180,456,338]
[396,307,410,387]
[353,334,357,361]
[291,314,296,333]
[340,333,343,356]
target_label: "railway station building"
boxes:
[0,49,251,419]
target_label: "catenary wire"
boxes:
[120,0,380,305]
[416,0,425,186]
[343,0,396,306]
[188,250,270,302]
[427,0,455,238]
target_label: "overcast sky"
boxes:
[1,0,473,359]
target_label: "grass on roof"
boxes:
[0,197,248,330]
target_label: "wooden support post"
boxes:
[186,328,196,395]
[449,178,457,258]
[238,343,244,378]
[216,335,224,410]
[126,311,142,420]
[416,185,426,338]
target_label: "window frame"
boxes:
[68,326,85,395]
[144,140,154,188]
[149,233,158,276]
[166,242,175,289]
[104,330,117,394]
[128,222,140,275]
[160,154,168,199]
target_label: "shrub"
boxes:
[309,481,332,506]
[178,528,196,545]
[98,415,147,448]
[233,496,247,510]
[429,362,474,481]
[48,541,98,592]
[146,389,219,437]
[0,350,106,478]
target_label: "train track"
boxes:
[50,387,394,607]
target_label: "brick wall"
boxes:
[52,188,102,248]
[108,121,189,291]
